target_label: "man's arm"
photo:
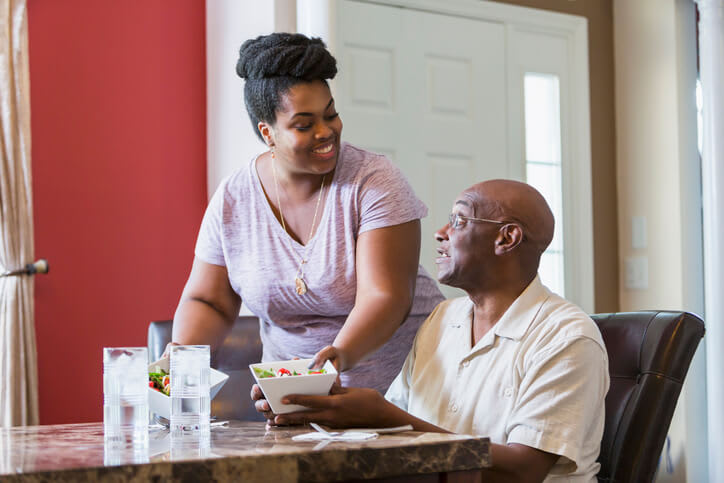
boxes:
[275,385,449,433]
[279,336,605,483]
[277,388,557,483]
[480,444,558,483]
[494,336,608,482]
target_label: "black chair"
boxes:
[147,316,264,421]
[590,311,704,482]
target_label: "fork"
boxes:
[310,422,341,437]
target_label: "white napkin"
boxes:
[292,431,379,442]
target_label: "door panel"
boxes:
[336,0,508,298]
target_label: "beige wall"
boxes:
[614,0,700,312]
[613,0,704,481]
[615,2,684,309]
[494,0,618,312]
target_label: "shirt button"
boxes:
[504,388,513,397]
[462,361,470,368]
[451,404,459,412]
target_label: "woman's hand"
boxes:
[160,342,180,359]
[250,383,279,425]
[309,345,348,372]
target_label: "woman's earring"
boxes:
[270,146,275,159]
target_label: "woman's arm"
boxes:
[312,219,421,371]
[171,258,242,351]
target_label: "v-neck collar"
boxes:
[251,148,341,250]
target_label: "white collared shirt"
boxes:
[385,275,609,482]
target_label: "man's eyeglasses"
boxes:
[448,213,505,229]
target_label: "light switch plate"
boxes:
[632,216,647,249]
[625,256,648,289]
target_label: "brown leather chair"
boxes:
[147,316,265,421]
[591,311,704,483]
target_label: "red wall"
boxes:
[27,1,207,424]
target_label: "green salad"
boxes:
[253,367,327,378]
[149,367,170,396]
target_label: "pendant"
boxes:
[295,276,307,295]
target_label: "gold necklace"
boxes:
[271,155,326,295]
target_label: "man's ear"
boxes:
[494,224,524,255]
[258,122,274,146]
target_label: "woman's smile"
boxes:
[311,142,337,161]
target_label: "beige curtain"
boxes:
[0,0,38,427]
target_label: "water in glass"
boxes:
[103,347,149,448]
[170,345,210,433]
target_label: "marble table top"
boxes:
[0,421,490,482]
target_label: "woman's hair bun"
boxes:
[236,33,337,81]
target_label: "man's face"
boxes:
[434,191,498,289]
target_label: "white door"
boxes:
[333,0,508,298]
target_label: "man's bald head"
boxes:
[463,179,554,259]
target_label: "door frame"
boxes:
[298,0,594,312]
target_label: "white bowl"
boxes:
[148,358,229,420]
[249,359,337,414]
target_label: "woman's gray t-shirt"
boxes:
[195,143,444,392]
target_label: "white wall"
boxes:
[613,0,706,481]
[206,0,296,197]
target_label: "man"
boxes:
[253,180,609,482]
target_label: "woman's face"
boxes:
[261,80,343,176]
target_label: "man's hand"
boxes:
[273,384,399,428]
[250,384,278,425]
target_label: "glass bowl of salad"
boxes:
[249,358,337,414]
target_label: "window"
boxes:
[524,73,565,296]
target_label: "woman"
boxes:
[171,33,443,394]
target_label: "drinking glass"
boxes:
[170,345,210,433]
[103,347,149,448]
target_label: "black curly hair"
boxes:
[236,32,338,143]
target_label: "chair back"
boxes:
[147,316,264,421]
[591,311,704,482]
